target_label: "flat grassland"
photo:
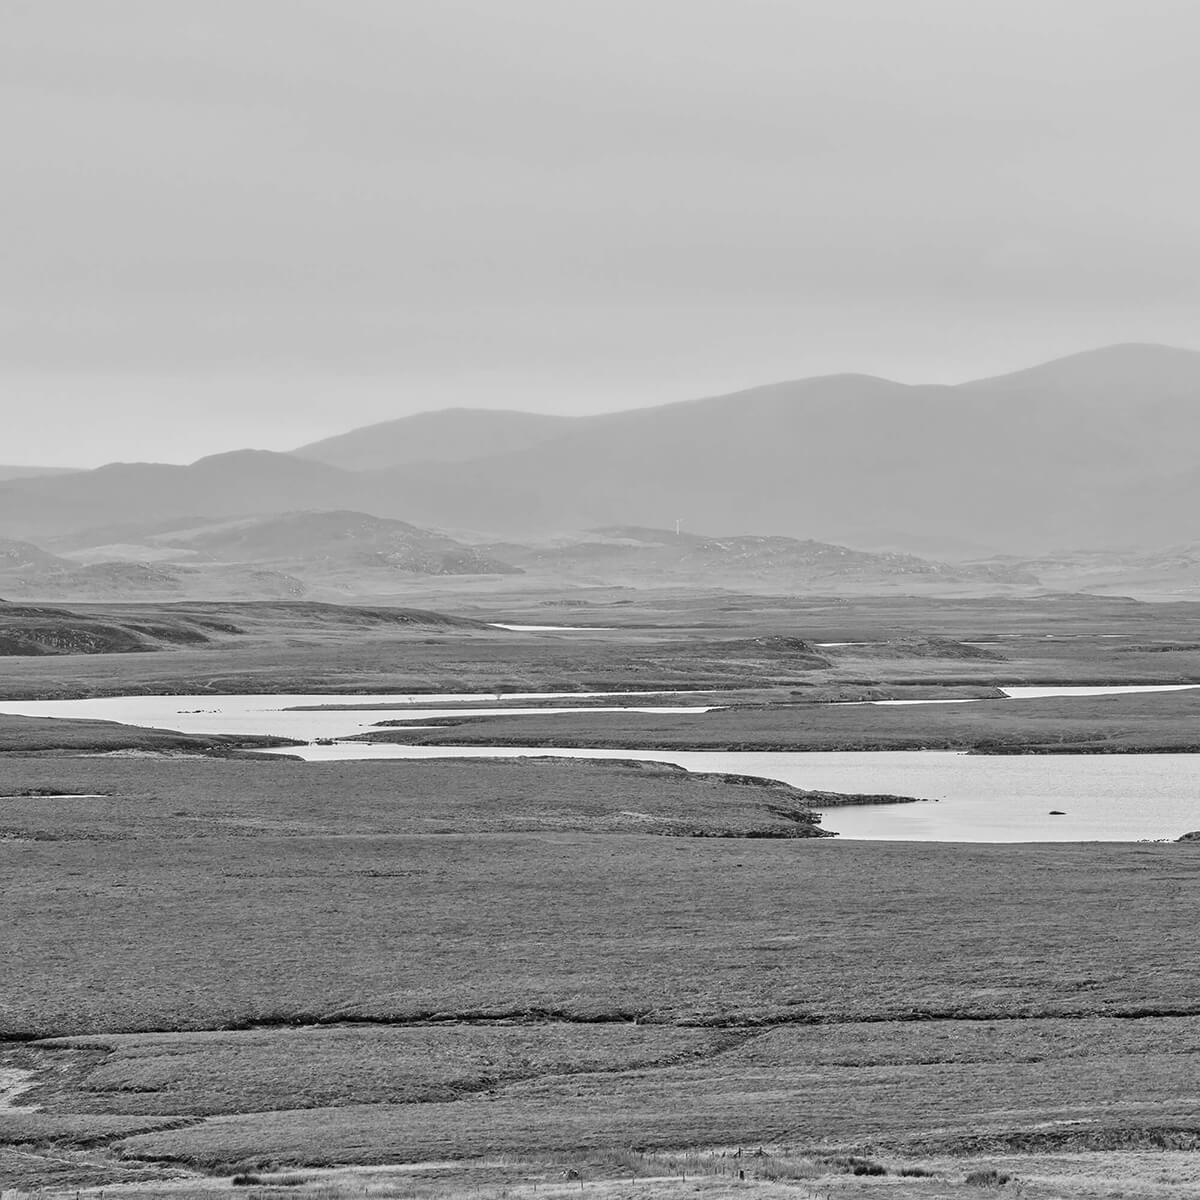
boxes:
[376,685,1200,753]
[2,756,1199,1196]
[3,592,1200,1197]
[5,592,1200,703]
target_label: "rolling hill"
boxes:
[356,344,1200,554]
[0,465,79,482]
[1,513,521,602]
[480,526,1039,593]
[0,451,357,539]
[2,344,1199,556]
[294,408,574,471]
[118,510,521,578]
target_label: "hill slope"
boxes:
[360,344,1200,553]
[0,465,79,481]
[0,451,359,539]
[0,513,521,601]
[293,408,574,470]
[483,526,1038,593]
[136,510,521,577]
[4,344,1200,554]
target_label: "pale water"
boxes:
[5,692,1199,842]
[870,683,1200,706]
[488,623,616,632]
[253,742,1200,843]
[0,691,712,744]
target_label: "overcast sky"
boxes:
[4,0,1199,466]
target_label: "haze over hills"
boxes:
[481,526,1039,593]
[0,465,79,482]
[2,345,1199,561]
[294,409,574,471]
[4,515,1039,601]
[358,343,1200,554]
[0,451,356,539]
[1,512,523,602]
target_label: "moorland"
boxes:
[5,345,1200,1194]
[2,586,1199,1198]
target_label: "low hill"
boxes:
[989,540,1200,601]
[32,511,522,599]
[0,537,71,573]
[294,408,573,471]
[481,526,1038,594]
[0,510,521,602]
[0,598,489,656]
[0,601,241,655]
[147,511,521,577]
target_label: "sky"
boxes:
[3,0,1200,466]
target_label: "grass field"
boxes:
[5,592,1200,704]
[374,685,1200,753]
[2,754,1198,1191]
[4,592,1200,1195]
[0,712,292,755]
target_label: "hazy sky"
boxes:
[4,0,1200,466]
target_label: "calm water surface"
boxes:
[5,692,1199,842]
[871,683,1200,705]
[0,692,711,744]
[257,742,1200,843]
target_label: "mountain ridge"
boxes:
[3,343,1199,555]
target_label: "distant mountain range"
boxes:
[0,465,79,482]
[2,344,1199,563]
[293,408,573,471]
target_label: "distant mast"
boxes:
[675,518,682,536]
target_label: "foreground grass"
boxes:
[3,593,1200,1196]
[2,759,1198,1037]
[0,755,1197,1187]
[8,1146,1200,1198]
[10,1014,1194,1168]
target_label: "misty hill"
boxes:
[0,549,309,604]
[363,344,1200,554]
[483,526,1038,593]
[137,511,521,577]
[2,512,521,602]
[990,539,1200,601]
[0,465,79,482]
[0,537,70,573]
[4,344,1200,555]
[0,451,356,539]
[294,408,573,471]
